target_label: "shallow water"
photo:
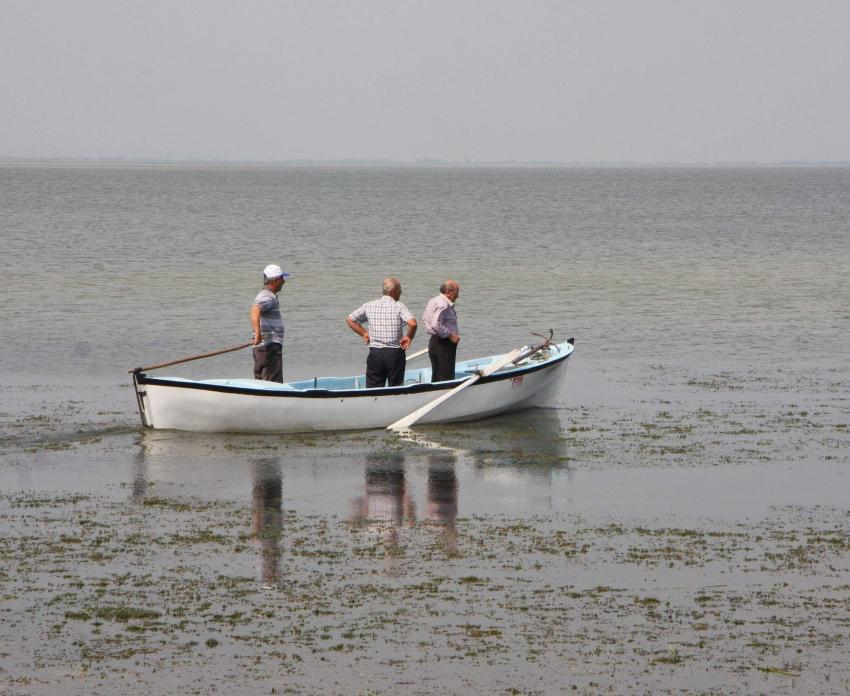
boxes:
[1,164,849,693]
[2,164,848,383]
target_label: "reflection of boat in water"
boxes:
[131,340,574,433]
[132,408,571,505]
[130,409,573,575]
[396,409,573,513]
[400,409,570,477]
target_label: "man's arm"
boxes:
[250,305,262,345]
[433,306,460,344]
[400,318,417,350]
[346,317,370,344]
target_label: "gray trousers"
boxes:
[253,343,283,382]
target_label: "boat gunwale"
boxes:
[136,345,572,399]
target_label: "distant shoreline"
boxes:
[2,157,849,169]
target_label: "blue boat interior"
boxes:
[194,355,501,392]
[179,345,568,393]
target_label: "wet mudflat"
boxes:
[2,491,849,695]
[2,367,848,695]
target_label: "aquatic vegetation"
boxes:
[1,347,848,694]
[0,483,848,695]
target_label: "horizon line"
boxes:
[2,156,850,168]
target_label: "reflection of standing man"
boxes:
[251,458,283,587]
[350,453,415,565]
[427,452,458,553]
[250,264,290,382]
[422,280,461,382]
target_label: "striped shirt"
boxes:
[254,289,284,346]
[422,294,459,338]
[348,295,414,349]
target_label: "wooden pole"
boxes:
[130,341,254,373]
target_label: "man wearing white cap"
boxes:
[250,264,290,382]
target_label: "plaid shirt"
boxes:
[348,295,414,349]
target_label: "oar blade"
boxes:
[387,348,523,431]
[388,374,481,430]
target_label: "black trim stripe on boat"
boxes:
[136,349,572,399]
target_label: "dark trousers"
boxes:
[253,343,283,382]
[366,348,406,388]
[429,334,458,382]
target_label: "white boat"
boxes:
[131,339,575,434]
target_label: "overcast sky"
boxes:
[2,0,849,163]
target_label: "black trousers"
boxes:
[253,343,283,382]
[429,334,458,382]
[366,348,406,388]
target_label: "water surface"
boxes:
[1,165,848,694]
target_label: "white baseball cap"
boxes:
[263,264,290,279]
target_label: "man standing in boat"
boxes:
[250,264,289,382]
[346,277,417,388]
[422,280,461,382]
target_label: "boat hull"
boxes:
[133,342,573,434]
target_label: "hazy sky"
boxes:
[2,0,849,162]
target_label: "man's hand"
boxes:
[253,332,263,346]
[400,336,412,350]
[346,317,370,345]
[449,333,460,344]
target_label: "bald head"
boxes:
[440,280,460,302]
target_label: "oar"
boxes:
[406,347,429,361]
[129,341,254,373]
[388,330,556,431]
[387,347,523,431]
